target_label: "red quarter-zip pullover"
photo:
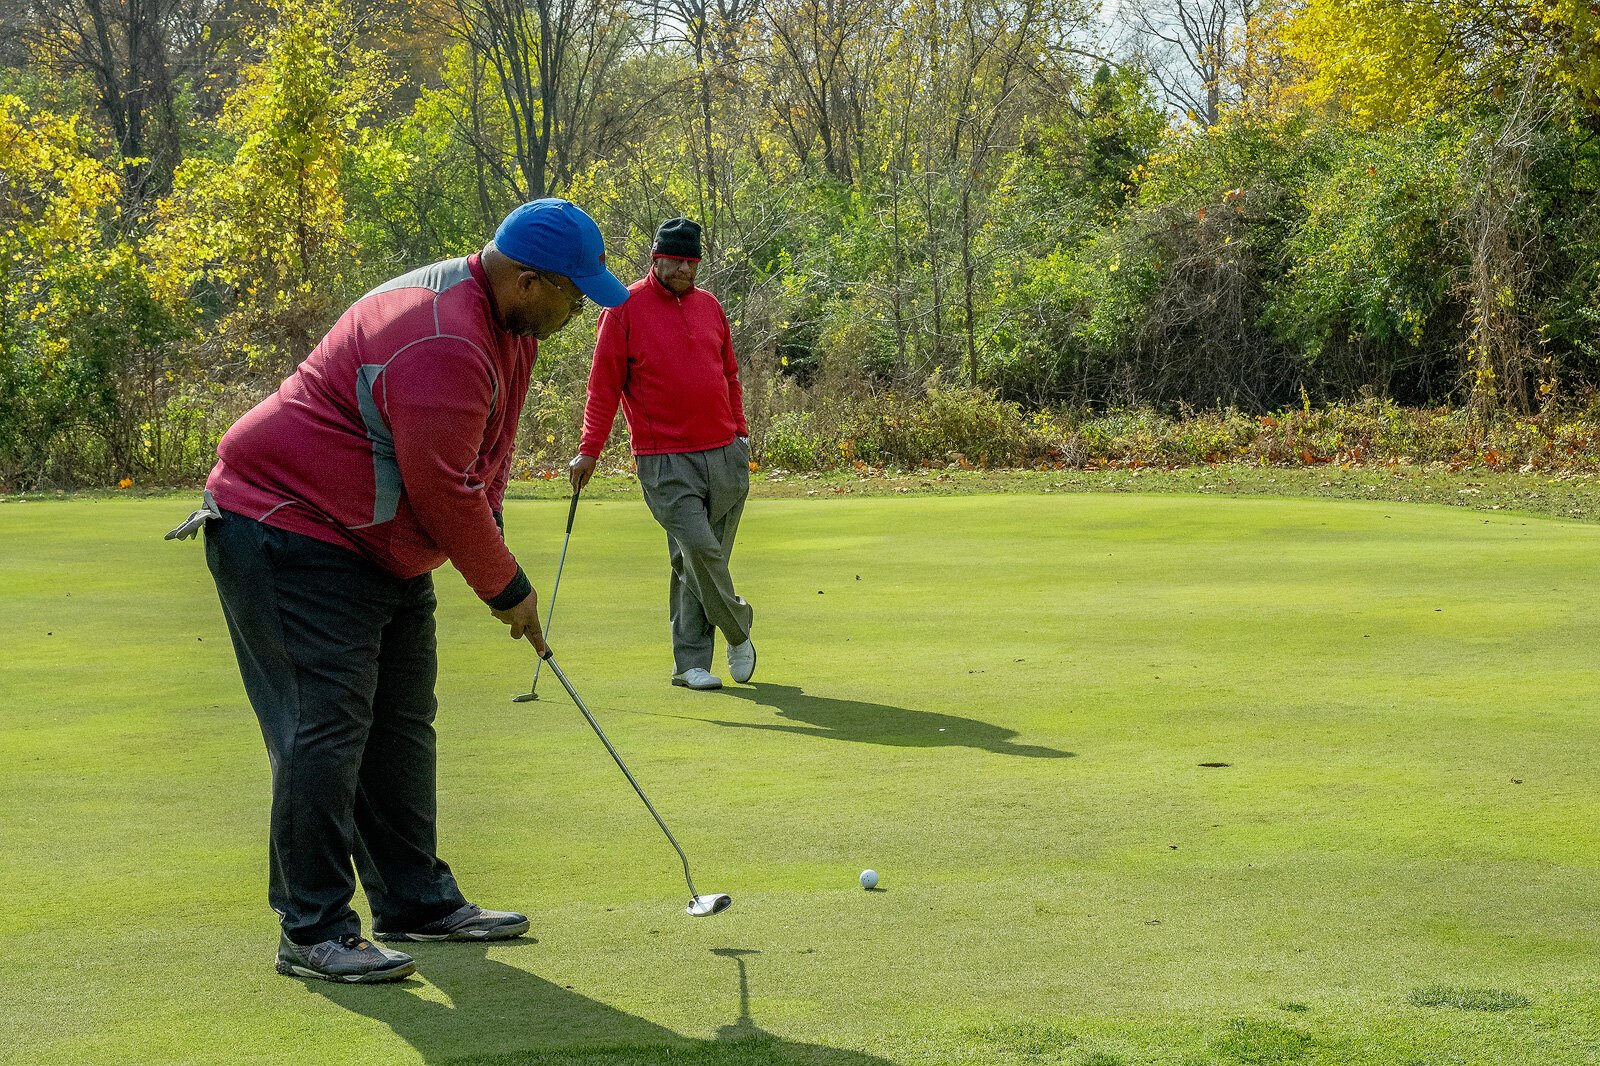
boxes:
[205,254,535,608]
[578,272,747,457]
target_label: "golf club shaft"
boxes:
[525,493,580,696]
[540,650,702,901]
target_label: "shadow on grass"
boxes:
[305,941,893,1065]
[707,683,1073,759]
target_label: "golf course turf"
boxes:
[2,489,1598,1064]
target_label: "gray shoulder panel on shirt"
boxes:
[363,257,473,299]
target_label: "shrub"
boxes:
[1265,123,1466,404]
[763,411,828,469]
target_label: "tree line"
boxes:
[2,0,1598,488]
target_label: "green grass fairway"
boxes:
[3,493,1599,1065]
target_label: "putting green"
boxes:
[2,492,1598,1065]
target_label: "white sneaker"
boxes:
[726,638,756,684]
[671,668,723,690]
[726,597,756,684]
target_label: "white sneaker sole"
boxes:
[375,917,530,943]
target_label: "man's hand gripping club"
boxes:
[491,590,549,656]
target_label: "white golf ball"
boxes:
[859,869,879,889]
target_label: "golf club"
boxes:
[512,491,580,703]
[537,647,732,917]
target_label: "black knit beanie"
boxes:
[652,217,702,260]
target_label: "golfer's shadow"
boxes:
[712,683,1072,758]
[305,940,890,1065]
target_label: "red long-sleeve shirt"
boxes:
[579,272,747,457]
[206,254,535,607]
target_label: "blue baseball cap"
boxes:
[494,199,630,308]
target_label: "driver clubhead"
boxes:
[687,893,732,917]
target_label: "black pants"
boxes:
[206,511,467,944]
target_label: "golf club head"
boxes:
[687,893,732,917]
[511,692,539,703]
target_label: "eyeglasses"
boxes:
[539,272,587,314]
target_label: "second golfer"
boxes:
[567,217,755,691]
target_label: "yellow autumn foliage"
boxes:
[1284,0,1600,125]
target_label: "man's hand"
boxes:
[568,453,597,493]
[490,590,548,655]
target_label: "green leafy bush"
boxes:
[1266,123,1465,402]
[763,411,828,470]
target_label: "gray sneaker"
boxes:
[727,599,756,684]
[726,638,756,684]
[275,933,415,983]
[671,668,723,690]
[374,903,530,943]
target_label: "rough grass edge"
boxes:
[14,463,1600,529]
[513,391,1600,482]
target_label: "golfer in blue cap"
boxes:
[177,198,628,984]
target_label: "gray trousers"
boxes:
[637,441,753,674]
